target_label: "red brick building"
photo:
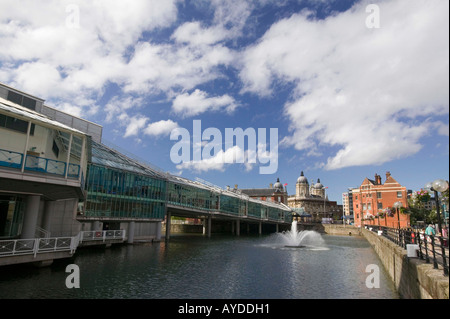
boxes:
[353,172,410,228]
[239,178,288,205]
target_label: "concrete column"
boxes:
[165,212,171,241]
[93,220,101,231]
[21,195,40,239]
[127,221,135,244]
[42,200,56,234]
[259,222,262,235]
[155,221,162,241]
[236,220,240,236]
[207,216,212,238]
[275,223,279,233]
[202,218,206,235]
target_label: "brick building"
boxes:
[239,178,288,205]
[353,172,410,228]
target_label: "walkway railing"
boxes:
[0,230,126,260]
[365,225,449,276]
[0,235,79,258]
[0,148,80,178]
[79,230,126,243]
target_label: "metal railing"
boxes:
[35,226,51,238]
[0,230,126,259]
[365,225,449,276]
[0,235,79,258]
[79,230,126,243]
[0,148,80,179]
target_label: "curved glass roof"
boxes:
[90,140,166,178]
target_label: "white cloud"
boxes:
[176,145,245,173]
[124,115,148,138]
[0,0,178,115]
[172,89,238,117]
[144,120,179,137]
[240,0,449,170]
[122,42,235,94]
[172,21,229,46]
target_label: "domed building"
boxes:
[288,171,339,222]
[239,177,288,205]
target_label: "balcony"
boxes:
[0,148,80,179]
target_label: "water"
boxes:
[0,232,398,299]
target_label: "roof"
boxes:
[0,97,86,136]
[90,140,166,179]
[240,188,280,197]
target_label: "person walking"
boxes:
[425,224,436,236]
[425,224,436,250]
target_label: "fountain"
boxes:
[270,220,325,249]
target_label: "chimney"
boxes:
[375,174,381,185]
[270,183,273,189]
[386,171,391,180]
[234,184,238,190]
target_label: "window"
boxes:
[0,114,34,135]
[377,192,382,199]
[377,202,383,209]
[7,90,36,110]
[52,140,60,158]
[397,191,402,198]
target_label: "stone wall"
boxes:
[362,228,449,299]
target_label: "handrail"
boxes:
[365,225,449,276]
[35,226,50,238]
[79,229,126,243]
[0,230,126,259]
[0,148,80,179]
[0,235,79,258]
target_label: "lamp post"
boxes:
[393,201,403,229]
[425,179,449,236]
[322,186,328,220]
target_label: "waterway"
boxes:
[0,233,399,299]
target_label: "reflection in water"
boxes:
[0,234,398,299]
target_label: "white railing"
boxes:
[0,235,79,258]
[79,230,126,243]
[35,226,51,238]
[0,230,126,259]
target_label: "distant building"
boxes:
[239,178,288,205]
[287,171,340,222]
[352,172,410,228]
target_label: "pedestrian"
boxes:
[442,226,448,247]
[425,224,436,236]
[425,224,436,249]
[419,228,425,241]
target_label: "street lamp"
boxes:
[393,201,403,229]
[425,179,449,236]
[322,186,328,220]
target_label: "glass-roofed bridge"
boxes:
[79,141,293,241]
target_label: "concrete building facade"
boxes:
[0,83,89,241]
[288,171,341,222]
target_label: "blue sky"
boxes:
[1,0,448,204]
